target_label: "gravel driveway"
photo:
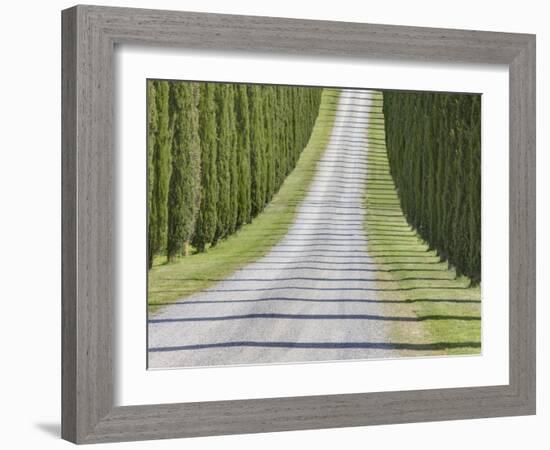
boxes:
[148,89,399,368]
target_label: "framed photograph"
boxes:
[62,5,536,444]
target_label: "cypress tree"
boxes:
[148,80,172,265]
[248,85,266,217]
[146,81,157,269]
[440,96,457,264]
[436,95,451,258]
[450,96,467,276]
[234,84,252,226]
[191,83,218,252]
[288,88,297,170]
[273,89,284,189]
[227,85,239,234]
[468,96,482,284]
[282,87,292,177]
[263,86,275,202]
[423,95,436,243]
[166,82,201,260]
[213,84,232,243]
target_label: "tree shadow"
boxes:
[153,297,480,307]
[149,341,481,352]
[149,312,481,324]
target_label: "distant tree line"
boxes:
[383,92,481,284]
[147,80,323,267]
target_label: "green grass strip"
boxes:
[364,91,481,356]
[148,89,341,312]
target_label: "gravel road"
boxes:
[148,89,399,368]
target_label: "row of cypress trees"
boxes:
[382,92,481,284]
[147,80,323,268]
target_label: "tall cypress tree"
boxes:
[191,83,218,252]
[273,89,284,190]
[288,88,296,167]
[468,96,481,284]
[248,85,266,217]
[227,85,239,234]
[234,84,252,226]
[166,82,201,259]
[146,81,157,269]
[148,80,172,266]
[263,86,274,203]
[213,84,232,243]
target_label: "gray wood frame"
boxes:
[62,4,536,444]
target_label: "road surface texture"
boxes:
[148,89,401,368]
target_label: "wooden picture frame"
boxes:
[61,4,536,444]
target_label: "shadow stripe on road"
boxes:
[153,297,481,306]
[149,341,481,352]
[164,276,455,283]
[149,313,480,324]
[200,286,471,293]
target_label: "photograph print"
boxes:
[146,80,481,369]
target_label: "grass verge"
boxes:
[148,88,341,312]
[364,91,481,356]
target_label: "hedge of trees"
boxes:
[382,92,481,284]
[147,80,323,267]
